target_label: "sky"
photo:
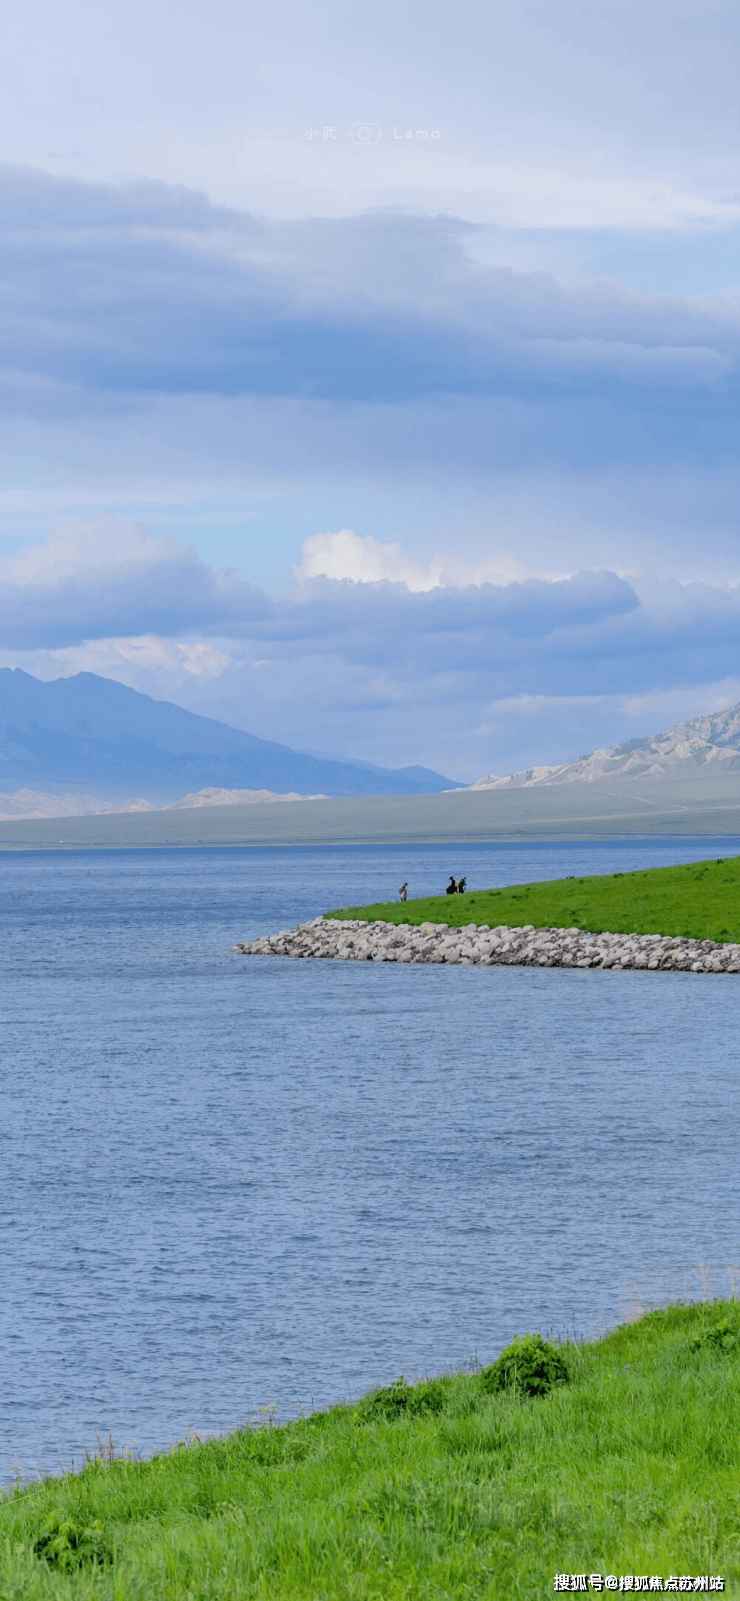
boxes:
[0,0,738,782]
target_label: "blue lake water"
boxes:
[2,835,740,1482]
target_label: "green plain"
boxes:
[1,1302,738,1597]
[327,854,740,942]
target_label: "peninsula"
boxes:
[329,854,740,943]
[235,856,740,973]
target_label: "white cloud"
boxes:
[154,146,740,232]
[0,634,234,707]
[4,514,190,584]
[58,636,230,680]
[0,515,268,648]
[294,529,565,591]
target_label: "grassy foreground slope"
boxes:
[328,854,740,942]
[1,1303,739,1598]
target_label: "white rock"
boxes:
[233,916,737,977]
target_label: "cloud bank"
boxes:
[0,161,736,597]
[0,167,735,416]
[3,517,740,781]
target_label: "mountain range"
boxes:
[4,670,740,824]
[466,704,740,789]
[0,669,458,806]
[0,785,331,821]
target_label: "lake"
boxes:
[2,836,740,1482]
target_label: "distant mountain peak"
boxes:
[467,703,740,790]
[0,785,328,821]
[0,668,460,799]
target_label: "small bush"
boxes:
[690,1319,740,1355]
[33,1512,111,1571]
[361,1375,446,1421]
[481,1334,568,1398]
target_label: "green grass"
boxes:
[2,1301,740,1597]
[327,854,740,942]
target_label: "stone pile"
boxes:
[234,919,740,973]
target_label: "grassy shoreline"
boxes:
[327,854,740,944]
[1,1302,738,1596]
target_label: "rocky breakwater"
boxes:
[235,920,740,972]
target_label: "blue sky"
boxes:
[0,0,737,781]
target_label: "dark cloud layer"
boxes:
[0,165,736,439]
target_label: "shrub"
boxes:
[361,1375,446,1420]
[690,1319,740,1355]
[33,1512,110,1571]
[480,1334,568,1398]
